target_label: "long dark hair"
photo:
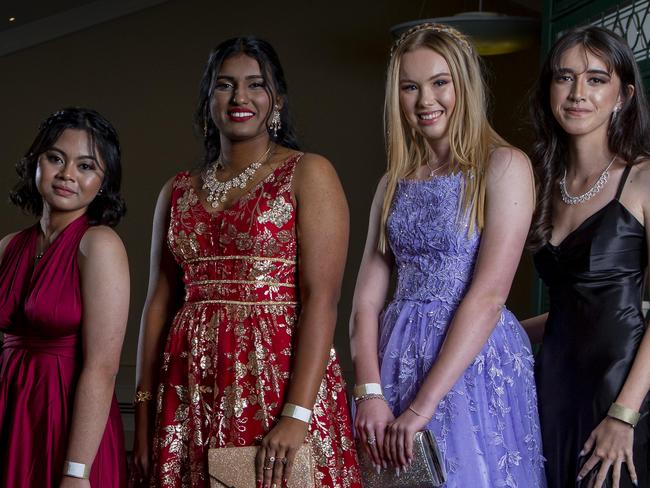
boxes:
[195,36,300,167]
[10,107,126,227]
[529,26,650,250]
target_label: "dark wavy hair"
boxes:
[10,107,126,227]
[195,36,300,167]
[528,26,650,250]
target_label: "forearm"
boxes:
[135,307,173,392]
[284,296,338,409]
[411,292,503,416]
[520,312,548,344]
[64,366,117,469]
[350,307,382,384]
[615,324,650,412]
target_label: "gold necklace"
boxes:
[201,145,273,208]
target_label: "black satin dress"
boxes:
[534,165,650,488]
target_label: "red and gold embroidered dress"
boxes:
[150,155,361,487]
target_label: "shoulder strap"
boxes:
[614,164,632,200]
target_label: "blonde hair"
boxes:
[379,23,509,252]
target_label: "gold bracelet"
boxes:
[134,390,153,404]
[607,402,641,428]
[408,405,431,420]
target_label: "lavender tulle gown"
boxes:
[378,174,547,487]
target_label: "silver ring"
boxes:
[367,435,376,445]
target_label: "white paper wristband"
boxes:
[353,383,383,399]
[281,403,312,424]
[63,461,90,479]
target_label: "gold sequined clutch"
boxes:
[207,444,315,488]
[357,430,446,487]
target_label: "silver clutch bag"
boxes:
[357,430,446,487]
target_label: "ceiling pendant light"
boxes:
[391,2,539,56]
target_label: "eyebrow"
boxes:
[49,146,100,163]
[556,67,611,76]
[215,74,264,80]
[400,72,452,82]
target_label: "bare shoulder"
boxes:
[629,158,650,183]
[372,174,389,205]
[0,231,20,264]
[628,159,650,207]
[295,152,336,177]
[293,152,341,192]
[79,225,127,260]
[487,146,532,178]
[159,175,176,201]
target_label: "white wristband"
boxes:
[353,383,382,399]
[63,461,90,479]
[281,403,312,424]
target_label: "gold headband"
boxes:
[391,22,473,57]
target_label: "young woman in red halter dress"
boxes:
[0,108,129,488]
[131,37,361,488]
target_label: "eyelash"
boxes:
[214,81,266,91]
[555,75,608,84]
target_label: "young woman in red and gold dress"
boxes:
[131,37,361,488]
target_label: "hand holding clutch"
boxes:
[357,430,446,488]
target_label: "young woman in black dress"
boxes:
[526,26,650,488]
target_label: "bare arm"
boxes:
[520,312,548,344]
[62,226,129,484]
[349,175,393,387]
[384,148,535,468]
[256,153,350,488]
[348,176,396,467]
[132,178,183,479]
[286,153,349,411]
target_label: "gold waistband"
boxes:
[187,279,295,288]
[186,255,296,265]
[186,299,299,306]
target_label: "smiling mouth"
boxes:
[228,110,255,121]
[417,110,443,123]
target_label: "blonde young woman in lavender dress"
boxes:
[349,24,547,487]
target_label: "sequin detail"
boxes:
[150,155,361,488]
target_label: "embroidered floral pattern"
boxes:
[378,175,546,487]
[150,156,361,488]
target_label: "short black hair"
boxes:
[10,107,126,227]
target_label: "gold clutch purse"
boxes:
[357,430,447,488]
[207,444,315,488]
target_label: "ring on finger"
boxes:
[367,435,376,445]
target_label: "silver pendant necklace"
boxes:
[202,145,273,208]
[559,155,616,205]
[425,159,448,178]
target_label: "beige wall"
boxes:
[0,0,540,430]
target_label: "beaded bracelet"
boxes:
[354,393,386,405]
